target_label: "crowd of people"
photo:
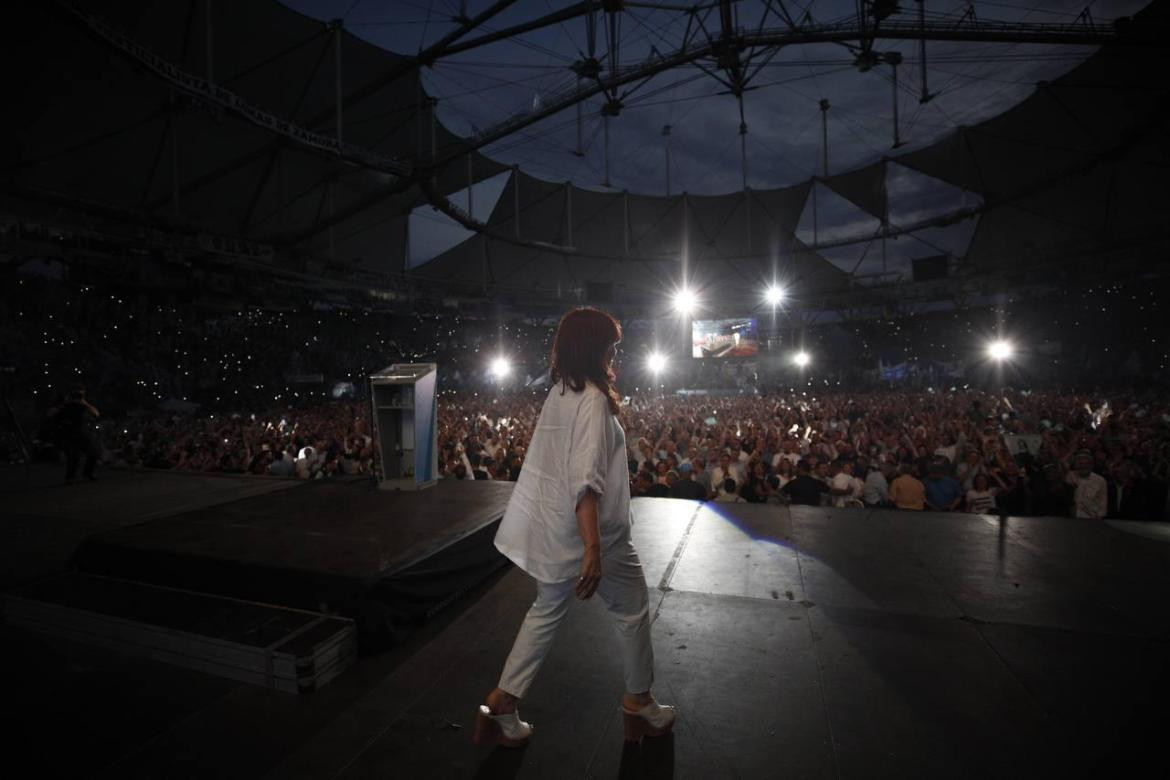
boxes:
[36,392,377,480]
[17,371,1170,521]
[1,274,554,420]
[103,400,378,479]
[438,388,1170,521]
[5,274,1168,518]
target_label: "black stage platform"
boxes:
[268,501,1170,780]
[72,478,515,647]
[0,464,303,588]
[4,468,1170,777]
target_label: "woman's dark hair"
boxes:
[549,307,622,415]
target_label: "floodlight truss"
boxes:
[393,4,1155,259]
[416,3,1150,174]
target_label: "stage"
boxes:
[70,476,515,647]
[2,466,1169,777]
[0,464,304,588]
[265,501,1170,779]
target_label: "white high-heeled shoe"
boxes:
[474,704,533,747]
[621,700,675,742]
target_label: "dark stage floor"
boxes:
[3,470,1170,778]
[68,476,516,645]
[74,476,515,581]
[0,464,302,587]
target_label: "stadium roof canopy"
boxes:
[3,1,1168,310]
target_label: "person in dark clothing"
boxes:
[634,471,670,498]
[1110,461,1163,521]
[740,461,774,504]
[991,463,1029,516]
[669,464,707,501]
[646,480,670,498]
[781,460,829,506]
[55,385,101,483]
[470,453,491,480]
[1031,464,1072,516]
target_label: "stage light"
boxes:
[793,351,811,367]
[490,357,511,379]
[765,285,785,306]
[987,340,1013,361]
[673,288,697,315]
[646,352,667,374]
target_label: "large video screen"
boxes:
[691,317,760,358]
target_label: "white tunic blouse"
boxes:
[494,381,632,583]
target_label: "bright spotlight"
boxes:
[987,340,1013,361]
[793,351,811,367]
[646,352,667,374]
[765,285,785,306]
[673,287,697,315]
[490,357,511,379]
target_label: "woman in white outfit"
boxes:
[475,307,675,746]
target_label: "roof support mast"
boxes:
[599,1,623,187]
[888,51,903,148]
[576,5,598,158]
[820,99,830,177]
[917,0,932,103]
[814,97,830,247]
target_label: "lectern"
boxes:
[369,363,438,490]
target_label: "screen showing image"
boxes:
[691,317,759,358]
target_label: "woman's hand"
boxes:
[575,488,603,599]
[575,544,602,600]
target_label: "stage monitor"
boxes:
[691,317,760,359]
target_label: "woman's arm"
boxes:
[575,488,603,599]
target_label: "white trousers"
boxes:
[498,539,655,698]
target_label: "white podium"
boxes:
[369,363,438,490]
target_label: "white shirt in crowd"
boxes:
[494,382,632,582]
[716,485,745,502]
[863,470,888,505]
[459,451,476,479]
[711,464,744,491]
[934,445,957,464]
[966,488,997,514]
[268,453,295,477]
[771,451,801,469]
[830,472,864,508]
[295,446,316,479]
[1066,470,1108,519]
[694,468,712,495]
